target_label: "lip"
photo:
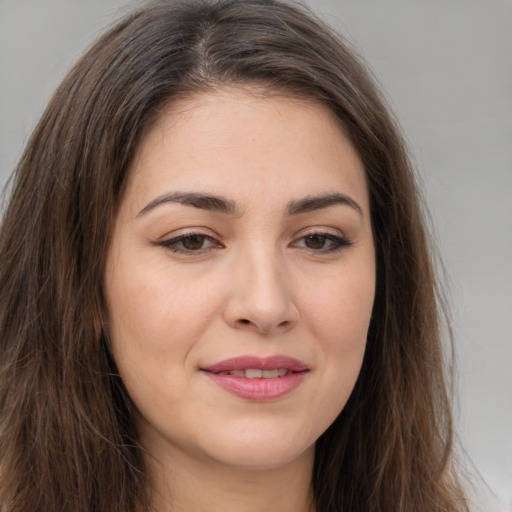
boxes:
[201,355,309,401]
[202,355,309,373]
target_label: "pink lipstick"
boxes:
[201,355,309,401]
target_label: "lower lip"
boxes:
[203,371,308,401]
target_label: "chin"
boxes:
[213,443,314,472]
[201,426,317,472]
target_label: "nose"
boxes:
[222,248,299,336]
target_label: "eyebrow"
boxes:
[137,191,363,218]
[286,193,363,217]
[137,192,239,217]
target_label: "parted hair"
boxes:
[0,1,468,511]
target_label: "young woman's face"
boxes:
[104,89,375,471]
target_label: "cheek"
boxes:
[301,266,375,406]
[305,268,375,347]
[105,261,224,371]
[104,271,211,415]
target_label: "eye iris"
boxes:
[182,235,205,250]
[305,235,326,249]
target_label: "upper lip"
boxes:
[201,355,309,373]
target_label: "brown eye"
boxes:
[159,233,219,253]
[181,235,206,250]
[304,235,327,249]
[291,232,352,253]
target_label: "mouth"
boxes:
[201,355,309,401]
[214,368,291,378]
[201,355,309,373]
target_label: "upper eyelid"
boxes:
[158,227,219,241]
[161,232,219,244]
[291,226,348,239]
[158,231,350,255]
[291,233,352,245]
[157,226,348,240]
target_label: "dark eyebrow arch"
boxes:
[286,193,363,217]
[137,192,238,217]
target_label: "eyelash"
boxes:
[158,231,352,255]
[158,231,353,255]
[292,233,353,253]
[158,233,221,254]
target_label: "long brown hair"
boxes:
[0,1,467,510]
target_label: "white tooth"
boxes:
[262,369,279,378]
[229,370,245,377]
[245,368,263,378]
[277,368,287,377]
[219,371,229,375]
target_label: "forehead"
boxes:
[124,88,369,215]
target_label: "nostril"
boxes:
[239,319,251,325]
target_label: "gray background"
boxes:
[1,1,511,509]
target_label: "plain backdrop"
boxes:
[1,0,511,509]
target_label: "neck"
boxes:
[145,445,316,512]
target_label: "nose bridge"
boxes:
[245,243,285,305]
[224,239,298,334]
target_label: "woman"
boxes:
[0,0,468,511]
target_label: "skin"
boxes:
[104,88,376,512]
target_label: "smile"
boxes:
[216,368,289,378]
[201,356,309,401]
